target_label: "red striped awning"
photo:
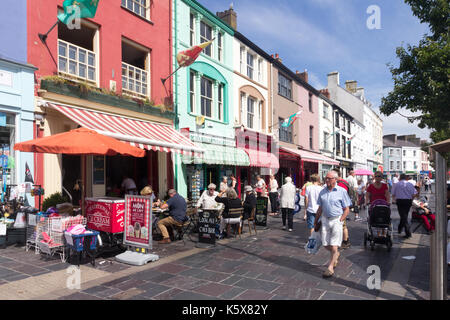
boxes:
[48,103,203,157]
[244,148,279,169]
[280,147,339,166]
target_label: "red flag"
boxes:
[176,40,213,67]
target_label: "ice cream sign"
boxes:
[124,195,153,249]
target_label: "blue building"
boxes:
[0,0,37,205]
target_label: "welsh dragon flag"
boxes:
[176,40,214,67]
[281,111,303,128]
[58,0,100,25]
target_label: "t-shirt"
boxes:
[317,186,352,218]
[366,183,388,203]
[166,193,187,223]
[305,185,323,214]
[121,178,136,190]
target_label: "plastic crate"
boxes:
[64,230,99,252]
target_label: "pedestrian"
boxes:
[268,175,279,216]
[255,175,267,196]
[314,170,351,278]
[220,176,228,194]
[301,180,313,221]
[424,176,432,193]
[346,170,357,191]
[332,168,352,249]
[304,174,323,236]
[392,173,399,185]
[280,177,296,232]
[412,186,435,233]
[366,171,391,205]
[391,174,417,239]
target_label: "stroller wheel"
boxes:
[363,232,368,248]
[386,239,392,252]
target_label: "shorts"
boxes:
[306,211,316,229]
[321,216,344,247]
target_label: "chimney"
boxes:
[384,134,397,144]
[327,71,339,87]
[296,69,308,83]
[319,88,330,99]
[216,4,237,30]
[345,80,357,93]
[355,87,365,98]
[273,53,282,63]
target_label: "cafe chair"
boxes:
[244,207,257,236]
[225,208,243,239]
[175,206,197,244]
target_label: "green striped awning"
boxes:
[182,142,250,166]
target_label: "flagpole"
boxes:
[38,21,59,44]
[161,65,182,85]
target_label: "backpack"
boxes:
[338,179,357,205]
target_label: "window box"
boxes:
[40,77,174,119]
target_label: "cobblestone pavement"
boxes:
[0,186,448,300]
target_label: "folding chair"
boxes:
[225,208,243,239]
[244,207,257,235]
[411,210,427,233]
[175,206,197,243]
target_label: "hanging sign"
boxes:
[124,195,153,249]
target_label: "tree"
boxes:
[380,0,450,138]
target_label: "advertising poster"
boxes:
[124,195,152,249]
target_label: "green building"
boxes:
[172,0,249,199]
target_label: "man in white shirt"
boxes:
[304,174,323,236]
[197,184,219,210]
[392,174,399,185]
[346,170,357,190]
[219,177,228,194]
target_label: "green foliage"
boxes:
[42,192,69,212]
[380,0,450,139]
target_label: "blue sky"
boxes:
[198,0,433,140]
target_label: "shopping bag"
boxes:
[305,231,322,255]
[13,212,26,228]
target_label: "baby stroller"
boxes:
[363,199,393,252]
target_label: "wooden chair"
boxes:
[244,207,257,235]
[175,206,197,243]
[225,208,243,239]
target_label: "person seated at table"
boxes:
[412,186,435,233]
[140,185,161,207]
[196,183,219,210]
[157,189,187,244]
[215,188,243,239]
[242,186,256,221]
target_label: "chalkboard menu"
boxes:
[255,197,268,227]
[198,209,217,245]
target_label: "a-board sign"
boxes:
[124,195,153,249]
[255,196,268,227]
[198,209,217,245]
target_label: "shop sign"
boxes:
[124,195,153,249]
[0,70,12,87]
[190,131,234,147]
[255,196,268,227]
[198,209,217,245]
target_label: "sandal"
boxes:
[323,269,334,278]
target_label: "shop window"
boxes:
[200,76,213,118]
[122,39,150,98]
[58,20,97,84]
[200,21,212,57]
[121,0,149,20]
[0,113,16,184]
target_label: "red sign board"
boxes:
[124,195,152,249]
[86,198,125,234]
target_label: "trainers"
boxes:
[288,229,293,232]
